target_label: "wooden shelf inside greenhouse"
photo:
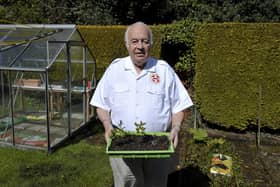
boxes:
[16,79,41,87]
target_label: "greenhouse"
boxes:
[0,24,96,152]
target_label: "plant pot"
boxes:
[106,132,174,158]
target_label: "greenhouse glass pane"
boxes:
[0,24,96,151]
[51,27,75,41]
[0,44,27,67]
[3,27,55,42]
[47,42,65,66]
[0,25,76,70]
[11,40,49,69]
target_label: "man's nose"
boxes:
[136,41,145,47]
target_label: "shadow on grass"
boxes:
[51,118,105,153]
[168,166,210,187]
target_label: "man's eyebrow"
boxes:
[130,38,149,41]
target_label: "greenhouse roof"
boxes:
[0,24,86,71]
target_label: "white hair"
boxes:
[124,21,153,46]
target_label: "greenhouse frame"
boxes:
[0,24,96,152]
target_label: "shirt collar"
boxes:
[124,57,156,73]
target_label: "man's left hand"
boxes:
[169,126,180,149]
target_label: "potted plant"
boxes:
[106,121,174,158]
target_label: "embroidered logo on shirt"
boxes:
[151,73,160,83]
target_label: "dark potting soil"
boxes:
[109,134,170,151]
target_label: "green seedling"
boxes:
[134,121,146,134]
[111,120,127,138]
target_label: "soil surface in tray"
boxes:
[109,134,170,151]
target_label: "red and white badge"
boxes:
[151,73,160,83]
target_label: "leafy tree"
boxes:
[0,0,116,24]
[169,0,280,23]
[109,0,173,24]
[1,0,280,24]
[235,0,280,22]
[0,0,45,23]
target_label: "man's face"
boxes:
[126,25,151,69]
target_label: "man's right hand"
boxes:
[96,108,113,144]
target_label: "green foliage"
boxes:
[195,23,280,130]
[182,134,251,187]
[170,0,280,23]
[161,20,201,86]
[78,25,165,79]
[77,25,127,79]
[0,141,113,187]
[0,0,45,23]
[1,0,280,24]
[111,121,147,138]
[207,138,226,153]
[207,138,225,147]
[111,120,127,138]
[134,121,146,134]
[109,0,173,24]
[189,128,208,142]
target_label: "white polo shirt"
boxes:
[90,56,193,132]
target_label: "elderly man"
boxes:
[90,21,193,187]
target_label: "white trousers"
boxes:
[110,157,176,187]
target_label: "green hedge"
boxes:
[78,25,165,79]
[195,23,280,130]
[77,23,280,131]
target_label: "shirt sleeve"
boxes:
[170,72,193,114]
[90,69,111,111]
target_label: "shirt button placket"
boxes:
[135,78,140,121]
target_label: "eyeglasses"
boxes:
[128,39,150,47]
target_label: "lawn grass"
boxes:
[0,136,113,187]
[0,118,253,187]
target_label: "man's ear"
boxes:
[125,42,129,49]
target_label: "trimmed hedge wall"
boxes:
[195,23,280,130]
[77,25,165,79]
[77,23,280,131]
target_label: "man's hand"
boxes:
[170,111,184,149]
[96,108,113,144]
[104,127,113,144]
[169,126,180,149]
